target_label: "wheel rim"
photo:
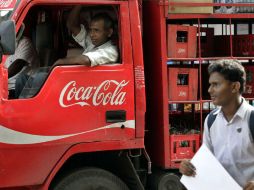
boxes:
[158,173,182,190]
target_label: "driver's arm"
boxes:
[67,5,83,36]
[53,55,91,67]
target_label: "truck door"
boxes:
[0,2,135,187]
[2,2,135,143]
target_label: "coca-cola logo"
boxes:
[178,48,186,54]
[0,0,15,9]
[59,80,129,107]
[179,91,187,97]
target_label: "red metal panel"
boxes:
[128,0,146,138]
[0,64,136,187]
[143,0,170,169]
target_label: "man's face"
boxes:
[89,19,112,47]
[208,72,235,106]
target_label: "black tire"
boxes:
[148,171,184,190]
[157,173,184,190]
[53,167,130,190]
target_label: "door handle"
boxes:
[106,110,126,123]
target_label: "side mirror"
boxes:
[0,20,16,61]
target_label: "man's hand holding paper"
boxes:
[180,144,242,190]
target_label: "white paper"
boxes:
[180,144,242,190]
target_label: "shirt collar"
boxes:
[234,97,248,120]
[215,97,248,120]
[213,107,221,115]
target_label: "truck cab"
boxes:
[0,0,146,189]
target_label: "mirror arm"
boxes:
[0,45,3,63]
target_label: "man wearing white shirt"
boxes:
[54,5,118,66]
[6,36,40,97]
[179,59,254,190]
[5,21,40,99]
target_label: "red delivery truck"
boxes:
[0,0,253,189]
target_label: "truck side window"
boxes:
[6,21,40,99]
[9,5,120,99]
[64,6,120,64]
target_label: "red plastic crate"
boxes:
[213,35,231,56]
[197,28,214,57]
[214,35,231,56]
[233,35,254,56]
[243,66,254,98]
[167,25,197,58]
[170,134,200,161]
[168,68,198,101]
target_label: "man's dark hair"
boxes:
[91,13,114,30]
[208,59,246,94]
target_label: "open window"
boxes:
[63,5,120,62]
[7,4,121,99]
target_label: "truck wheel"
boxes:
[157,173,184,190]
[53,167,129,190]
[148,171,184,190]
